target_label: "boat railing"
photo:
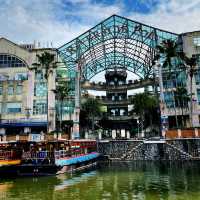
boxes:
[22,151,55,160]
[54,150,70,159]
[0,150,21,160]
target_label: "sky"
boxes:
[1,0,200,48]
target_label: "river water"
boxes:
[0,162,200,200]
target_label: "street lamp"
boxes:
[137,119,139,138]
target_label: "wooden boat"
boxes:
[0,139,101,176]
[0,150,22,176]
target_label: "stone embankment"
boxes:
[97,139,200,160]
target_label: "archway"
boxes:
[58,15,179,138]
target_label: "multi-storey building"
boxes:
[162,31,200,129]
[0,38,57,140]
[2,16,200,140]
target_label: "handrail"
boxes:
[0,150,21,160]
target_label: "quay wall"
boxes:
[97,139,200,161]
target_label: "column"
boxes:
[72,62,81,139]
[48,69,56,132]
[157,61,167,136]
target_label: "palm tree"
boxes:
[174,87,190,128]
[182,55,197,127]
[56,81,71,131]
[155,39,183,128]
[131,92,157,137]
[31,52,57,133]
[81,97,102,134]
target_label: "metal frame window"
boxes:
[34,82,47,96]
[197,89,200,105]
[16,84,22,95]
[194,38,200,47]
[6,102,21,113]
[0,54,26,68]
[35,70,45,80]
[164,92,174,108]
[7,84,14,95]
[33,100,47,115]
[0,83,3,95]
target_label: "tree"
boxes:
[81,97,102,134]
[131,92,157,137]
[31,52,57,133]
[181,55,197,127]
[56,81,71,131]
[155,39,183,128]
[174,87,190,128]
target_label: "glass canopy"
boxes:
[58,15,178,80]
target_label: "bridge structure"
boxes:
[58,15,179,139]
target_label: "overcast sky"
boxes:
[1,0,200,48]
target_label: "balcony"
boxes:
[95,96,132,105]
[81,78,156,91]
[107,115,133,121]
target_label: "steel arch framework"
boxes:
[58,15,178,80]
[58,15,179,129]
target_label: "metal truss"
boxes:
[58,15,178,80]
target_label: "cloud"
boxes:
[128,0,200,33]
[0,0,122,47]
[0,0,200,48]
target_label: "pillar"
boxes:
[195,128,198,137]
[178,129,181,138]
[126,130,130,139]
[16,135,19,141]
[98,131,102,140]
[85,132,88,139]
[48,69,56,132]
[112,130,116,139]
[0,128,5,135]
[24,127,31,134]
[72,62,81,139]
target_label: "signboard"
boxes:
[31,134,41,142]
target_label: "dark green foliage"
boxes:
[81,97,102,132]
[131,92,158,133]
[174,87,189,109]
[56,81,71,131]
[32,52,56,79]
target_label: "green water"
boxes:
[1,162,200,200]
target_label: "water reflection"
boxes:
[0,162,200,200]
[55,171,97,191]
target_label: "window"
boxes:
[7,102,21,113]
[164,92,174,108]
[0,54,26,68]
[33,100,47,115]
[35,71,44,80]
[34,82,47,96]
[7,85,14,95]
[16,84,22,95]
[15,73,28,81]
[197,89,200,105]
[0,84,3,95]
[194,37,200,46]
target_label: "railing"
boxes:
[22,151,55,160]
[0,150,21,160]
[81,78,156,91]
[54,150,70,159]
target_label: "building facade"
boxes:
[0,38,57,140]
[1,15,200,140]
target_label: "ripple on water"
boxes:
[0,162,200,200]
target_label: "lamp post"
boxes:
[137,119,139,138]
